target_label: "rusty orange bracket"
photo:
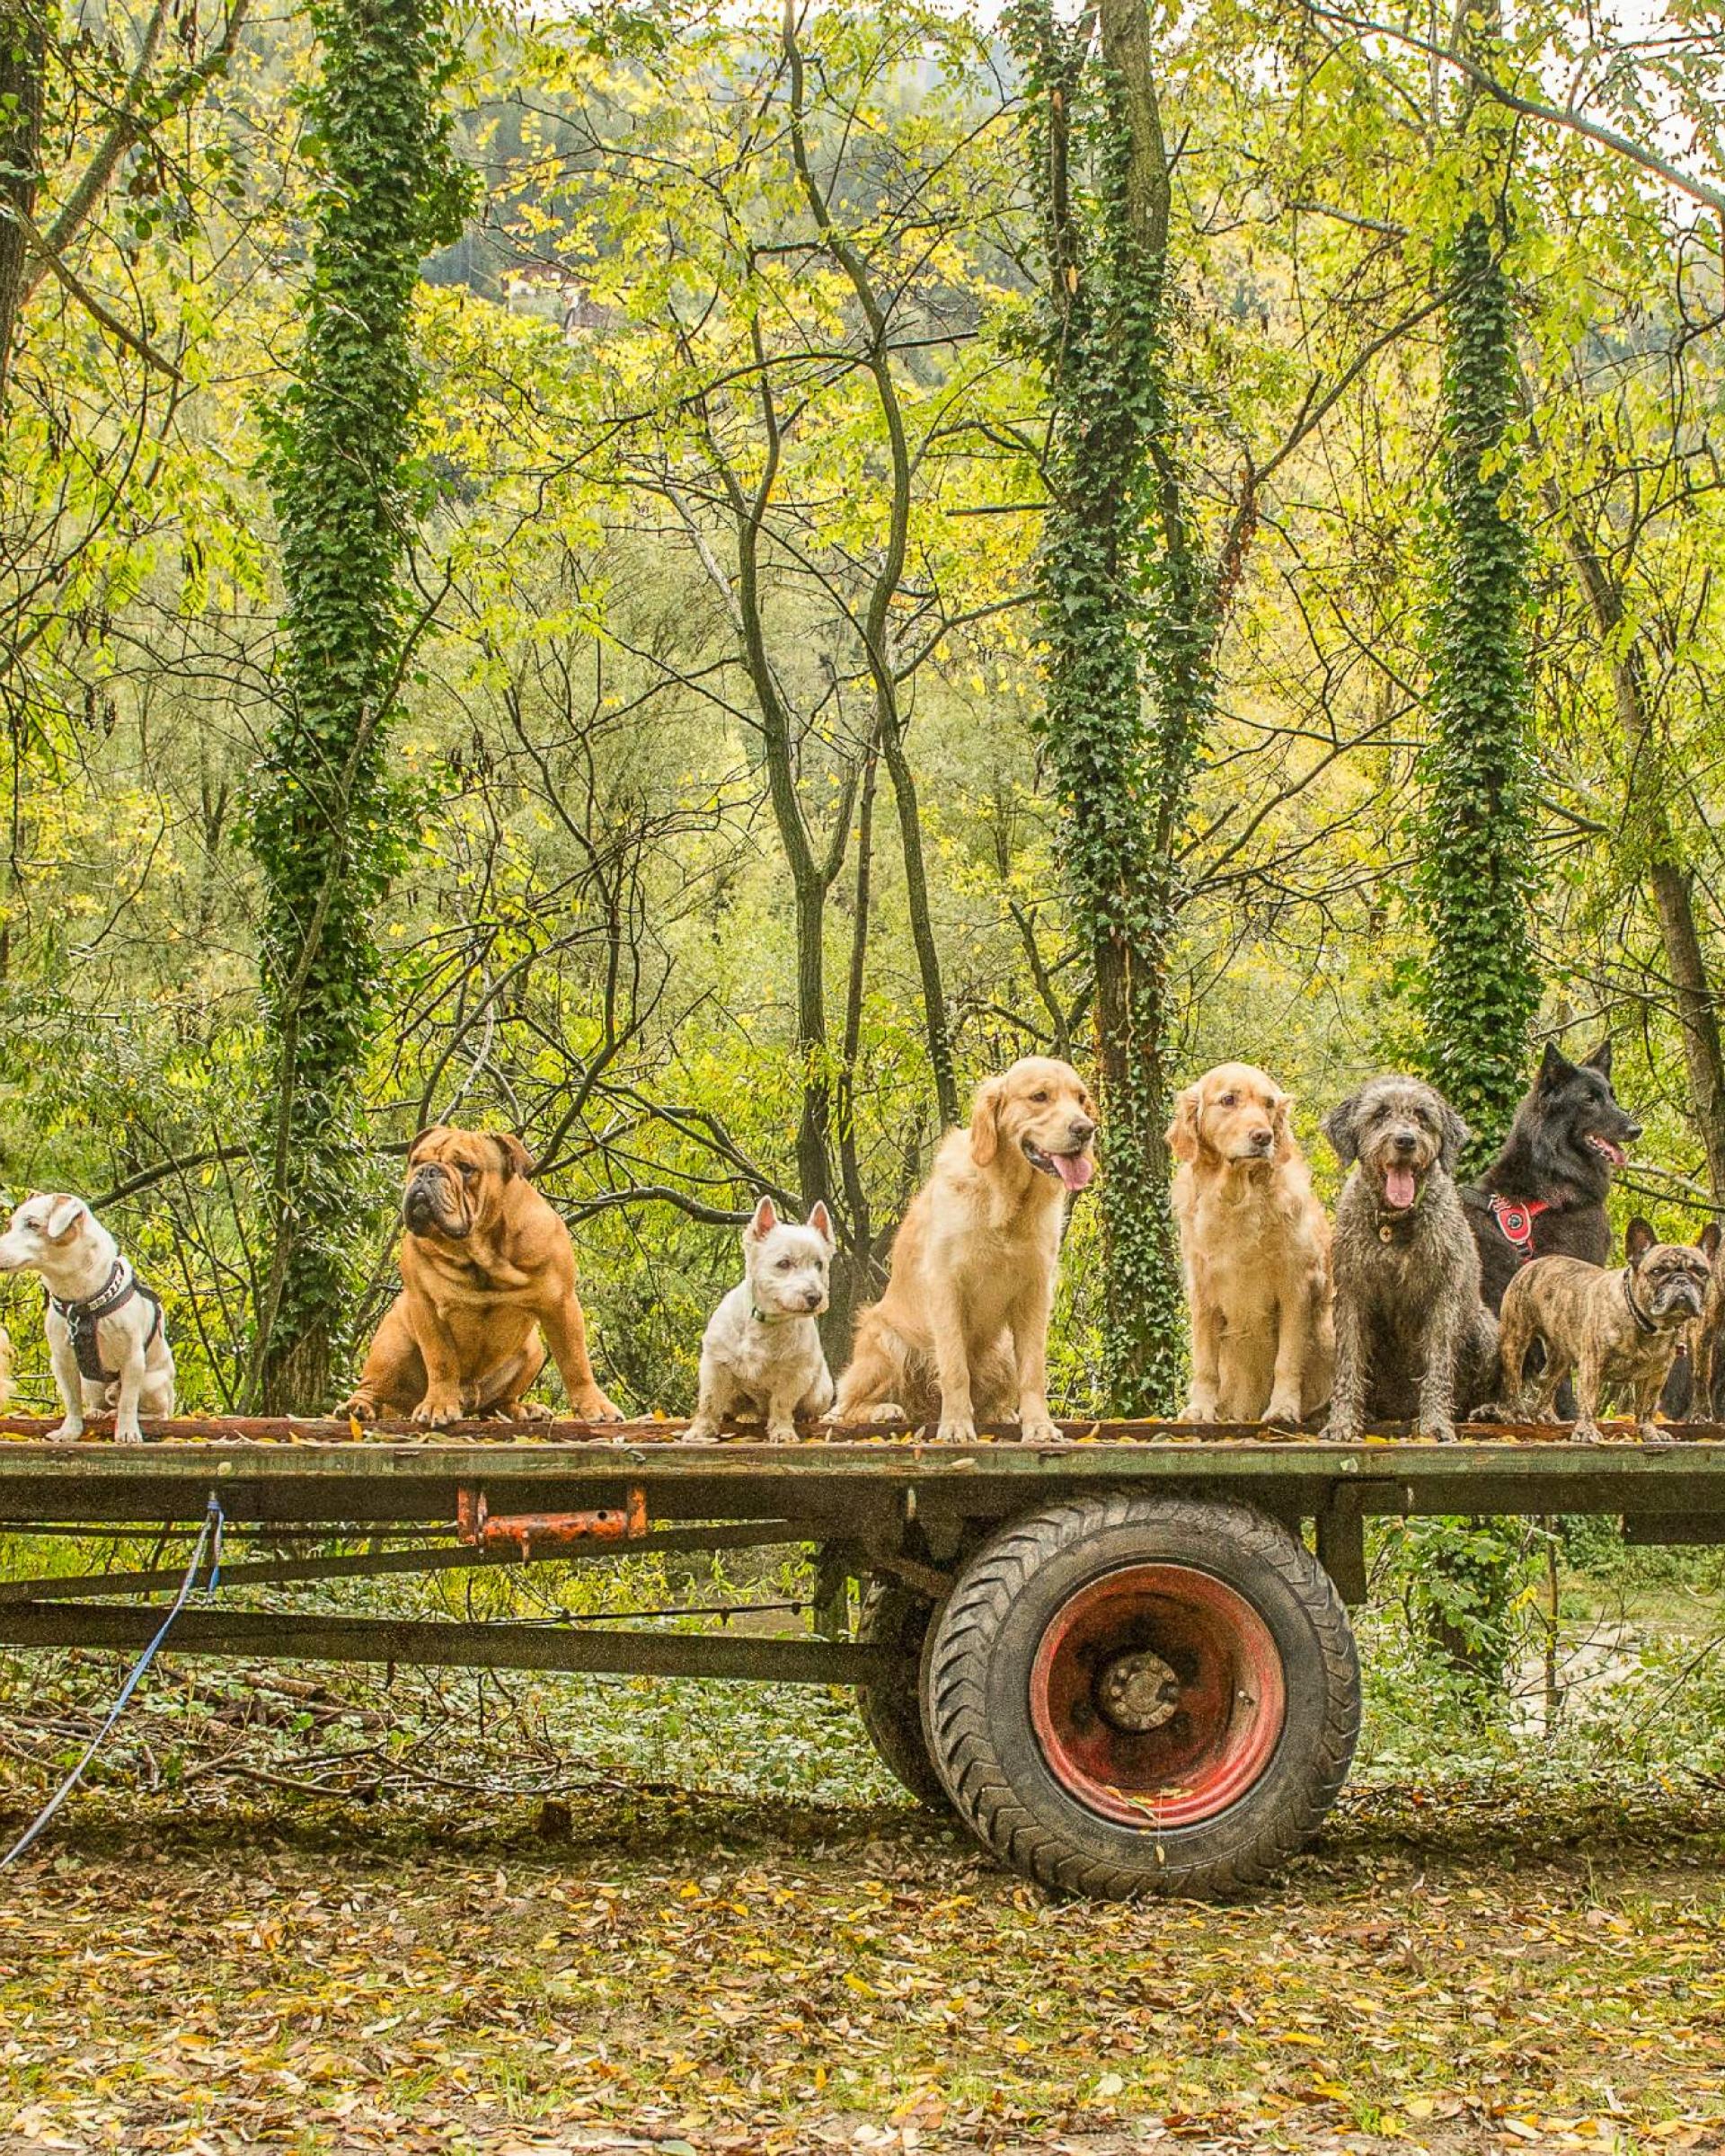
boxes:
[456,1485,648,1560]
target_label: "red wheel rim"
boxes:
[1029,1563,1287,1829]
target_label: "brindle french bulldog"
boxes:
[1487,1218,1712,1444]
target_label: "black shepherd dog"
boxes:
[1461,1038,1642,1315]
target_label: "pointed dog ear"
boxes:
[1582,1037,1614,1080]
[490,1133,534,1181]
[1625,1215,1657,1265]
[746,1196,777,1242]
[969,1076,1004,1168]
[1699,1222,1721,1266]
[1165,1085,1200,1163]
[1322,1091,1363,1166]
[42,1194,87,1241]
[1439,1100,1471,1172]
[1537,1042,1571,1091]
[408,1126,448,1166]
[806,1200,836,1250]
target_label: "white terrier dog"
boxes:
[0,1195,176,1443]
[686,1197,836,1443]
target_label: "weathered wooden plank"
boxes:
[2,1429,1723,1533]
[0,1602,902,1684]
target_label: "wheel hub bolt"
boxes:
[1094,1648,1181,1732]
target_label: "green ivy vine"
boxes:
[245,0,471,1411]
[1416,210,1542,1164]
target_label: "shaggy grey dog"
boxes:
[1322,1075,1499,1444]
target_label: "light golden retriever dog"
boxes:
[834,1057,1097,1443]
[1168,1062,1333,1426]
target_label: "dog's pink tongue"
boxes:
[1384,1166,1416,1210]
[1057,1152,1095,1192]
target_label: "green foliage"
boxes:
[246,0,473,1408]
[1415,213,1541,1162]
[1006,0,1194,1413]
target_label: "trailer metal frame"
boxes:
[4,1417,1721,1895]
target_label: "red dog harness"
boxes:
[1488,1194,1551,1262]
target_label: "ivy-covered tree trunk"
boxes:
[246,0,466,1412]
[1415,211,1540,1160]
[0,1,47,415]
[1008,0,1200,1415]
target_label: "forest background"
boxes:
[4,0,1725,1426]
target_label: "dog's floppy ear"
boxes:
[490,1132,534,1181]
[1438,1100,1471,1172]
[807,1199,836,1250]
[1582,1037,1614,1081]
[42,1194,87,1242]
[746,1196,777,1243]
[1321,1091,1362,1166]
[969,1076,1004,1168]
[1165,1085,1200,1163]
[1698,1222,1721,1267]
[408,1125,448,1166]
[1536,1042,1573,1091]
[1271,1091,1296,1163]
[1626,1215,1657,1265]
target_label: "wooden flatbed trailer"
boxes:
[3,1419,1722,1899]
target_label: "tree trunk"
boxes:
[1416,211,1540,1162]
[0,2,46,413]
[1008,0,1199,1413]
[246,0,465,1411]
[1550,495,1725,1197]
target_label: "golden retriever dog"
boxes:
[834,1056,1097,1443]
[1168,1062,1333,1425]
[341,1126,621,1429]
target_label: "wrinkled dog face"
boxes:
[1625,1218,1712,1327]
[972,1057,1099,1193]
[402,1127,533,1241]
[743,1197,835,1317]
[1324,1076,1468,1216]
[1169,1063,1292,1170]
[0,1194,93,1273]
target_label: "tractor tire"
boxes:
[855,1574,951,1813]
[924,1492,1358,1899]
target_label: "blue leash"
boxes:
[1,1493,226,1870]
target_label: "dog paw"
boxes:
[1181,1395,1218,1424]
[683,1417,721,1445]
[1320,1419,1359,1445]
[1419,1420,1458,1445]
[1571,1421,1604,1445]
[112,1421,145,1445]
[765,1420,799,1445]
[411,1393,463,1429]
[1263,1394,1304,1429]
[1017,1415,1060,1446]
[935,1414,978,1445]
[572,1391,624,1423]
[47,1419,82,1444]
[337,1394,376,1424]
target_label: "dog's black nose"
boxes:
[1393,1130,1419,1154]
[1069,1118,1096,1144]
[1626,1120,1644,1142]
[1250,1127,1272,1151]
[803,1290,822,1311]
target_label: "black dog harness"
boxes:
[47,1259,165,1383]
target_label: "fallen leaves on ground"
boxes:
[1,1776,1722,2155]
